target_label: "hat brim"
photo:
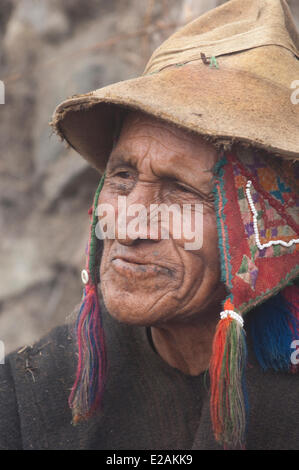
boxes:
[52,62,299,172]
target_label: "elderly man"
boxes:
[0,0,298,450]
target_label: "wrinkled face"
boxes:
[99,111,226,326]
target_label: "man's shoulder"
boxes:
[8,323,76,384]
[245,352,299,449]
[0,324,77,449]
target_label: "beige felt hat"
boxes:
[51,0,299,172]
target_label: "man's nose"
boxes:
[115,182,162,246]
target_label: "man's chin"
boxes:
[100,269,176,315]
[100,287,173,327]
[102,303,160,327]
[101,268,176,297]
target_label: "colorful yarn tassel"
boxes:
[250,284,299,372]
[69,174,107,424]
[69,284,107,423]
[210,300,248,449]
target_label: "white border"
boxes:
[245,180,299,250]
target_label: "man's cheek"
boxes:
[100,240,114,276]
[96,195,119,241]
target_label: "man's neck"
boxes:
[150,310,219,376]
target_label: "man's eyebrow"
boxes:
[106,154,136,172]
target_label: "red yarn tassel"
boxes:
[69,282,107,424]
[210,300,247,449]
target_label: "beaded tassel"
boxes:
[69,174,106,424]
[210,299,248,449]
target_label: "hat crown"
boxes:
[144,0,299,75]
[52,0,299,168]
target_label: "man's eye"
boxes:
[177,185,191,193]
[175,182,215,204]
[114,171,131,179]
[176,183,194,194]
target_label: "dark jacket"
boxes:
[0,308,299,450]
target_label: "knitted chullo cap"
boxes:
[210,146,298,448]
[51,0,299,449]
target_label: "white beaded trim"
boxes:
[220,310,244,327]
[245,180,299,250]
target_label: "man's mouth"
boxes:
[111,256,172,278]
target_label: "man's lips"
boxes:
[110,255,172,278]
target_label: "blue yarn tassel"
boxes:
[249,289,299,372]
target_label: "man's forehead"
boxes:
[107,111,218,179]
[119,111,205,148]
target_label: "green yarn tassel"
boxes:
[210,313,248,449]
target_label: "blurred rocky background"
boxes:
[0,0,298,353]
